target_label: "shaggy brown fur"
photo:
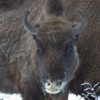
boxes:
[0,0,100,100]
[0,0,24,10]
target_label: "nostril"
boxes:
[47,81,51,86]
[56,80,62,86]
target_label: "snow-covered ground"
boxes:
[0,93,22,100]
[0,93,100,100]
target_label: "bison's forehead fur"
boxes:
[37,19,74,47]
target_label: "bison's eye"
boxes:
[69,44,74,50]
[36,41,43,53]
[37,46,43,54]
[67,43,74,52]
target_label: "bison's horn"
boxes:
[72,8,88,35]
[22,9,37,35]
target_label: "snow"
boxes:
[0,93,100,100]
[0,93,22,100]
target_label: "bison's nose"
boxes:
[44,79,67,94]
[46,80,62,88]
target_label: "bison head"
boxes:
[22,9,88,94]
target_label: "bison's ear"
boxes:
[72,8,88,40]
[22,9,37,38]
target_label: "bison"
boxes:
[0,0,100,100]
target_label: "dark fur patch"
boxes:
[45,0,64,16]
[0,0,24,10]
